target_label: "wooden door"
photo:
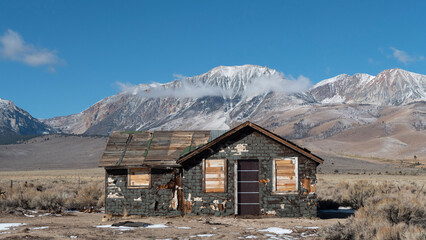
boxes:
[237,160,259,215]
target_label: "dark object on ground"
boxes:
[317,209,355,219]
[111,221,152,227]
[205,219,229,226]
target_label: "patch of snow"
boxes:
[0,223,26,231]
[259,227,292,235]
[95,225,135,231]
[25,213,51,217]
[246,236,258,239]
[313,74,349,88]
[304,226,319,229]
[175,226,191,229]
[146,224,168,229]
[321,95,346,104]
[197,234,215,237]
[338,206,353,210]
[70,236,77,239]
[31,226,49,230]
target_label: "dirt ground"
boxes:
[0,212,341,240]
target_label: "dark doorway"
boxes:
[237,160,259,215]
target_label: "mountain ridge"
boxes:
[0,98,54,144]
[1,65,425,161]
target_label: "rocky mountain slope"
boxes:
[309,68,426,105]
[42,66,425,137]
[0,98,54,144]
[42,65,316,134]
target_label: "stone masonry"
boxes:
[105,168,181,216]
[181,128,318,217]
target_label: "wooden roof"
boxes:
[176,121,324,164]
[99,121,323,168]
[99,130,210,167]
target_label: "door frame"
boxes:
[234,159,260,215]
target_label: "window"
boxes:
[273,158,298,193]
[204,159,226,193]
[128,168,150,188]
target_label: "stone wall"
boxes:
[105,168,181,216]
[181,128,318,217]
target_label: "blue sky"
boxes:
[0,1,425,118]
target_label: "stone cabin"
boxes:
[99,121,323,217]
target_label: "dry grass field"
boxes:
[0,170,425,239]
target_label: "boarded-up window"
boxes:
[204,159,226,193]
[128,168,150,188]
[274,158,297,192]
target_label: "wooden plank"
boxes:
[205,167,224,172]
[276,165,295,169]
[205,178,225,181]
[277,186,296,191]
[102,152,123,156]
[275,160,294,166]
[207,160,225,167]
[276,169,295,175]
[277,182,296,187]
[205,187,225,192]
[205,173,225,178]
[130,175,149,181]
[277,177,295,181]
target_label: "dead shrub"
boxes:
[320,197,426,240]
[30,192,65,212]
[375,223,405,240]
[402,225,426,240]
[345,180,376,209]
[0,179,104,212]
[65,182,104,210]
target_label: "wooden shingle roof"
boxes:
[99,130,210,167]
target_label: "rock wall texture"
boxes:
[105,168,180,216]
[181,129,318,217]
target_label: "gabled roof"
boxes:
[99,130,211,167]
[176,121,324,164]
[99,121,323,168]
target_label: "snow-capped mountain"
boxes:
[0,98,53,141]
[41,66,425,136]
[3,65,425,160]
[309,68,426,105]
[43,65,315,134]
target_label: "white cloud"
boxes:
[0,29,64,70]
[242,73,311,98]
[116,70,312,99]
[390,47,423,64]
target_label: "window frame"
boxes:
[203,158,227,193]
[272,157,298,194]
[127,167,151,189]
